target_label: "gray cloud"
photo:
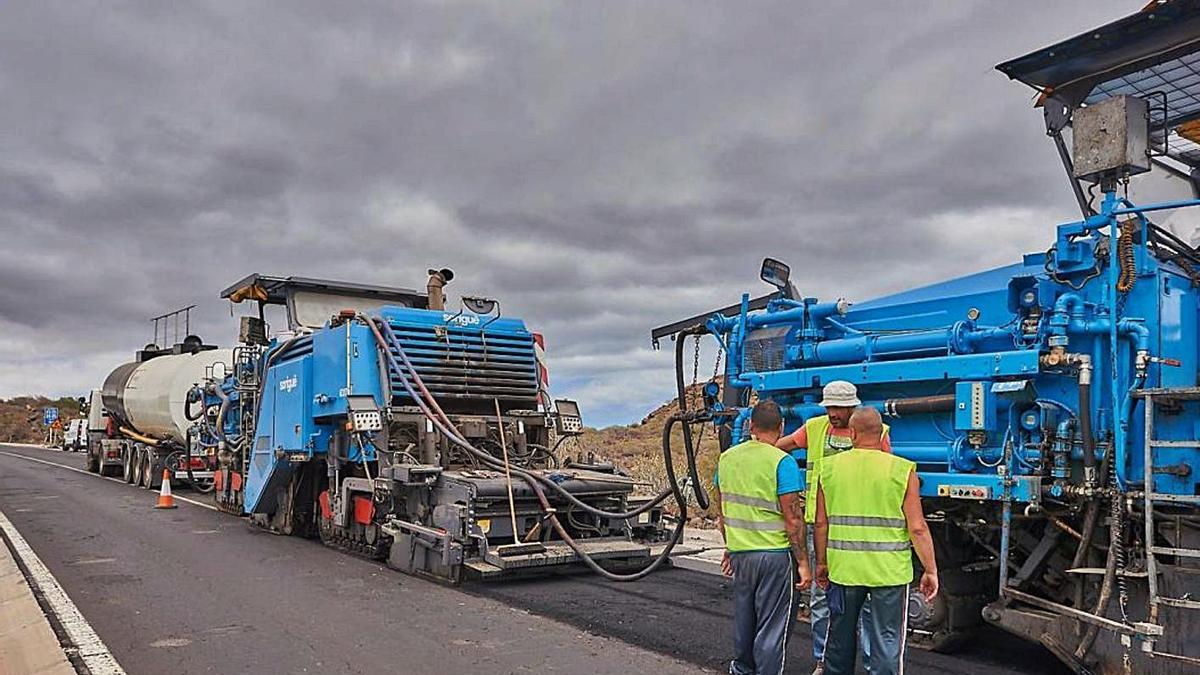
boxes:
[0,0,1141,425]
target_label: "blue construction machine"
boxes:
[183,271,674,582]
[653,4,1200,673]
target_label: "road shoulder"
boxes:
[0,517,75,675]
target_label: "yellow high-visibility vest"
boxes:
[819,448,915,587]
[803,415,890,523]
[718,440,790,552]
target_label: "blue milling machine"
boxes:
[651,4,1200,673]
[181,270,674,583]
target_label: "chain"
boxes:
[690,334,702,409]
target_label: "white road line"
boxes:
[0,508,127,675]
[0,450,219,512]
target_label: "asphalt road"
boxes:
[0,444,1070,675]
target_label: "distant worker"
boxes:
[715,399,811,675]
[776,380,890,673]
[814,407,938,675]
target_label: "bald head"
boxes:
[849,407,884,449]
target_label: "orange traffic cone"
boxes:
[154,468,177,509]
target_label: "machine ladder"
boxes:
[233,345,262,493]
[1138,387,1200,625]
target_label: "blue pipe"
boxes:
[730,406,752,445]
[747,306,807,328]
[1050,292,1150,352]
[796,323,1011,367]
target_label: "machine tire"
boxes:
[85,444,99,473]
[143,454,160,490]
[123,448,135,483]
[140,453,152,488]
[131,446,142,482]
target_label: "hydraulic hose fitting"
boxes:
[1040,346,1068,368]
[1071,354,1093,385]
[1135,350,1150,377]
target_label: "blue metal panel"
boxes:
[749,351,1040,392]
[311,322,386,417]
[379,306,539,404]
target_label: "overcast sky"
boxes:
[0,1,1152,426]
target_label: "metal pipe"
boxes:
[425,268,453,311]
[118,426,160,447]
[799,324,1012,367]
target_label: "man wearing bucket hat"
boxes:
[776,381,890,675]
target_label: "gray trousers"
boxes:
[729,550,795,675]
[808,529,873,666]
[823,583,908,675]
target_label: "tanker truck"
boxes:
[652,4,1200,673]
[88,339,224,489]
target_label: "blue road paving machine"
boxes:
[179,271,673,582]
[653,3,1200,672]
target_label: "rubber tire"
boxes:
[141,453,155,489]
[132,448,144,486]
[123,448,135,483]
[85,444,99,473]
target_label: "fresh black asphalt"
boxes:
[0,444,1069,674]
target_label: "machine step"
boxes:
[1149,546,1200,559]
[1157,596,1200,610]
[1147,493,1200,505]
[482,538,649,570]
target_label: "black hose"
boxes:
[184,386,205,421]
[377,318,673,519]
[674,329,710,510]
[367,316,687,580]
[1074,491,1121,659]
[1078,380,1096,479]
[883,394,956,416]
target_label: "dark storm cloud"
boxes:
[0,0,1138,425]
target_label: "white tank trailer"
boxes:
[91,339,229,487]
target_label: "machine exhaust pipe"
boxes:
[426,268,454,311]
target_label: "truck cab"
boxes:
[84,388,123,476]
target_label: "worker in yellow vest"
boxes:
[814,407,938,675]
[715,399,810,675]
[776,381,890,673]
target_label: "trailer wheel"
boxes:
[131,449,140,485]
[142,453,157,490]
[85,444,99,473]
[123,448,135,483]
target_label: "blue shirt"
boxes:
[713,453,802,496]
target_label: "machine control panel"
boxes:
[346,395,383,432]
[954,381,996,431]
[554,399,584,435]
[937,485,992,500]
[350,410,383,432]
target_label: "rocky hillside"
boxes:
[0,396,85,444]
[575,386,724,526]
